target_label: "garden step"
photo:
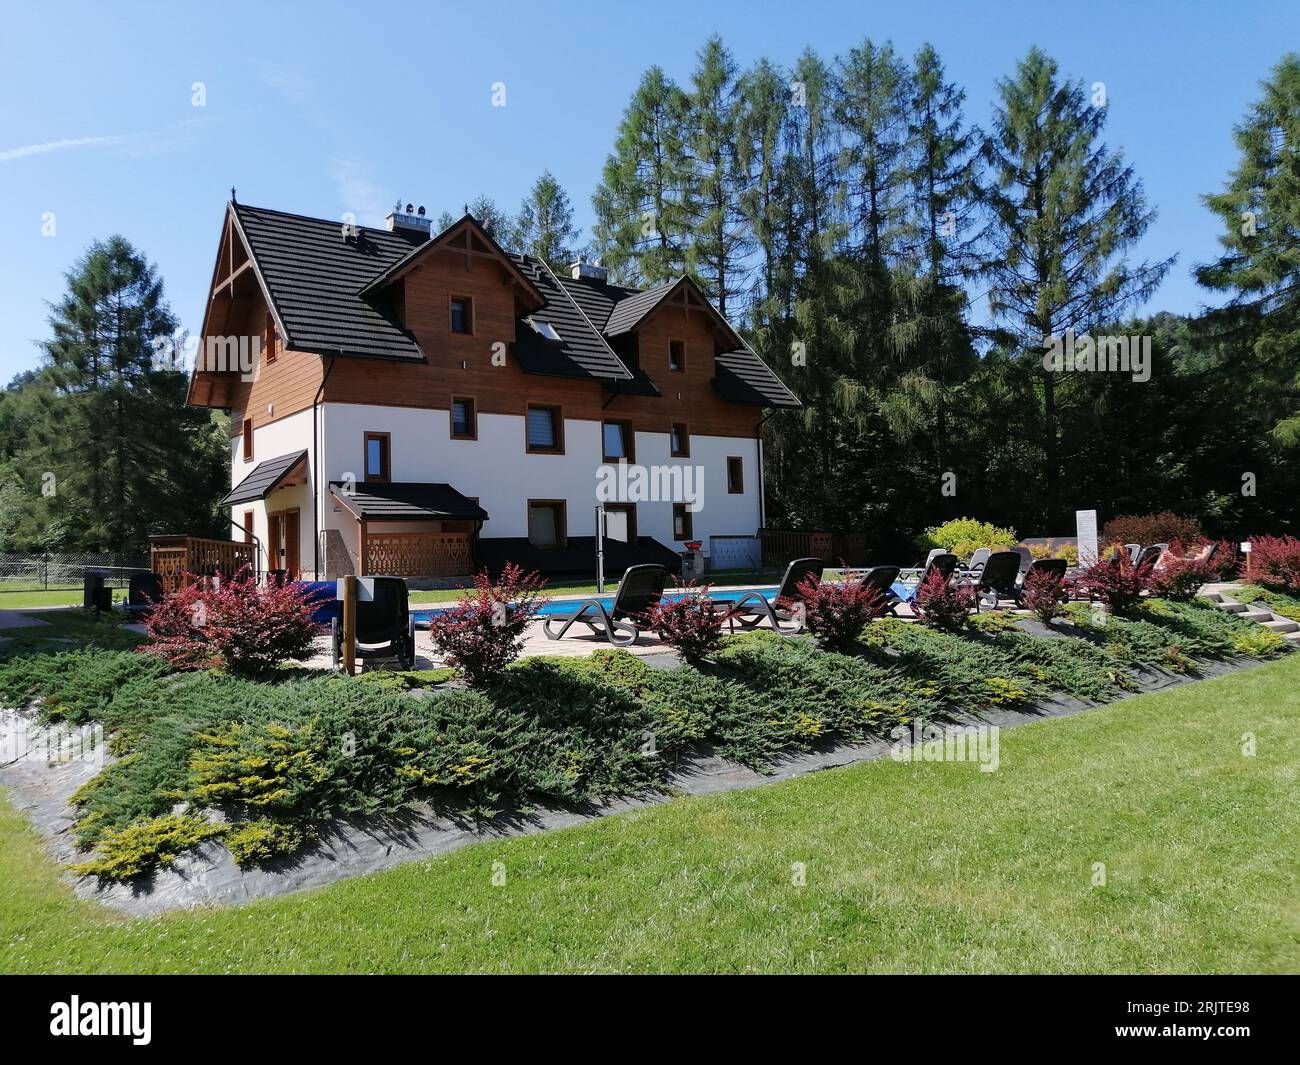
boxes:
[1219,602,1249,613]
[1262,618,1300,634]
[1285,631,1300,643]
[1240,609,1273,623]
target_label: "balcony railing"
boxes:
[149,535,256,595]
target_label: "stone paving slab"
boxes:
[0,611,52,629]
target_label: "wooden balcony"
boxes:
[149,535,256,595]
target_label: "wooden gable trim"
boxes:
[359,214,545,312]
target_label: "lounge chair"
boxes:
[124,572,165,617]
[1125,543,1142,565]
[966,547,992,573]
[896,552,959,607]
[1011,546,1034,574]
[963,550,1020,611]
[332,576,416,670]
[728,556,823,635]
[855,565,903,614]
[1135,543,1167,570]
[922,548,948,568]
[543,563,667,647]
[1015,557,1068,606]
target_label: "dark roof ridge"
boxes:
[529,253,634,379]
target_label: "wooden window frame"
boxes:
[451,395,478,440]
[363,431,391,483]
[670,422,691,458]
[527,499,568,550]
[242,418,253,462]
[264,311,277,364]
[602,419,634,463]
[604,502,637,545]
[525,404,565,455]
[672,503,694,541]
[727,456,744,494]
[242,510,255,544]
[669,339,686,373]
[449,294,475,336]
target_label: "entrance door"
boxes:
[267,512,283,575]
[284,509,301,580]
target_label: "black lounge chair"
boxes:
[125,572,165,616]
[1015,557,1068,606]
[855,565,903,614]
[332,576,416,670]
[896,552,959,609]
[964,550,1020,611]
[543,564,667,647]
[727,556,823,635]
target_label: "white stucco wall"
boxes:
[229,407,317,576]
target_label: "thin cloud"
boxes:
[0,118,215,164]
[0,133,141,163]
[329,158,391,227]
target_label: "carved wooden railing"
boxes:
[361,531,473,577]
[760,529,866,568]
[149,535,256,595]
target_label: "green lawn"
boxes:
[0,589,119,609]
[2,652,1297,974]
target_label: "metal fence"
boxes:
[0,552,150,593]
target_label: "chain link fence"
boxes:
[0,552,150,594]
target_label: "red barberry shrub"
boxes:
[1101,511,1202,549]
[644,581,729,665]
[142,566,321,677]
[1243,535,1300,593]
[1149,539,1220,601]
[426,563,546,688]
[1020,567,1068,624]
[1075,554,1153,614]
[780,574,888,650]
[912,568,976,630]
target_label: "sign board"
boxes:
[1075,509,1099,566]
[1240,541,1252,554]
[604,509,629,544]
[336,576,374,601]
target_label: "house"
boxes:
[187,198,799,581]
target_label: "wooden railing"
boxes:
[760,528,867,568]
[361,531,473,577]
[149,535,256,595]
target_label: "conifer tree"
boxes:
[511,170,582,270]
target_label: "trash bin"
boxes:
[680,542,705,580]
[82,569,107,611]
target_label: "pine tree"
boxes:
[684,36,753,316]
[511,170,582,270]
[983,47,1173,527]
[1196,52,1300,446]
[437,196,514,239]
[592,66,691,287]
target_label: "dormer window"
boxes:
[450,296,473,334]
[527,317,562,342]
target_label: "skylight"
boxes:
[527,317,562,342]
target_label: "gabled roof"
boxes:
[232,204,425,361]
[221,450,309,506]
[329,481,489,522]
[508,255,633,381]
[358,213,545,310]
[604,281,683,335]
[713,348,801,408]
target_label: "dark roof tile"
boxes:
[221,450,308,506]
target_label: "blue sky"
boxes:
[0,0,1295,380]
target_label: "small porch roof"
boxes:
[221,450,309,506]
[329,481,489,522]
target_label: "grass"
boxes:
[0,589,121,609]
[2,652,1296,974]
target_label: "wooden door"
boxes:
[284,509,301,580]
[267,512,283,574]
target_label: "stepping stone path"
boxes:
[1202,588,1300,644]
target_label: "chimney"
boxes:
[385,200,432,236]
[570,255,608,283]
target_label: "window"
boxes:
[450,296,473,334]
[242,510,254,544]
[670,422,690,458]
[527,500,567,548]
[242,418,253,462]
[264,312,277,363]
[673,504,694,541]
[364,431,390,482]
[451,397,476,439]
[603,503,636,544]
[526,405,563,453]
[727,456,744,494]
[602,420,633,462]
[669,339,685,372]
[526,317,562,342]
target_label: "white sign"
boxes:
[1240,541,1252,554]
[1076,509,1099,566]
[336,577,375,601]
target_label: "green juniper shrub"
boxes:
[0,648,171,724]
[69,812,226,881]
[224,818,314,867]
